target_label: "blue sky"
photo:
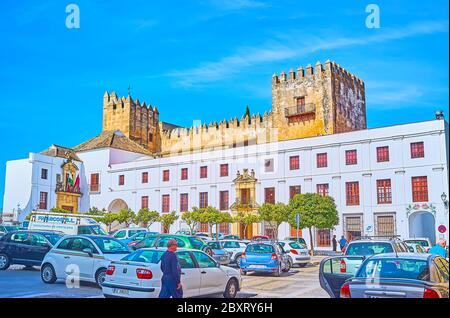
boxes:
[0,0,448,209]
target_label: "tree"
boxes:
[102,212,118,232]
[158,212,179,233]
[181,207,202,234]
[50,207,71,214]
[116,208,136,227]
[288,193,339,256]
[212,211,233,241]
[258,203,290,240]
[135,208,159,228]
[233,212,261,239]
[85,207,107,222]
[244,105,251,118]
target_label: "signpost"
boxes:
[438,225,447,234]
[295,213,301,242]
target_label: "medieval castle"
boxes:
[101,60,367,157]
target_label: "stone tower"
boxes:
[271,60,366,141]
[102,92,161,153]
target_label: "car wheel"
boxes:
[223,279,238,298]
[240,269,247,276]
[0,254,10,270]
[95,268,107,287]
[283,260,292,272]
[41,264,57,284]
[273,264,281,277]
[299,263,307,268]
[235,255,242,268]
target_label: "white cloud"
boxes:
[166,20,449,87]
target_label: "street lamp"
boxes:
[441,192,449,214]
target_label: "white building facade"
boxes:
[2,119,449,250]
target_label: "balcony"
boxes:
[55,182,82,195]
[284,103,316,118]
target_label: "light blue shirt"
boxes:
[428,244,447,258]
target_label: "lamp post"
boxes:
[441,192,449,215]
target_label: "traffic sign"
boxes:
[438,225,447,234]
[295,213,301,224]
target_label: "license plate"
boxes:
[251,265,266,268]
[113,288,130,295]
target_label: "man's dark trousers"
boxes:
[159,281,183,298]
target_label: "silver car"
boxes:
[320,253,449,298]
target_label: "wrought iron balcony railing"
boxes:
[284,103,316,117]
[230,198,260,210]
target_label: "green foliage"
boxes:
[258,203,290,239]
[116,208,136,227]
[85,207,107,222]
[181,207,202,234]
[233,212,261,238]
[244,105,251,118]
[193,206,233,239]
[135,208,159,228]
[158,211,179,231]
[288,193,339,253]
[50,207,72,214]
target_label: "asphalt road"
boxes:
[0,260,328,298]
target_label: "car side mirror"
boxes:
[285,250,291,253]
[82,248,93,257]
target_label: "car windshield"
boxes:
[405,240,429,247]
[3,226,20,232]
[92,237,131,254]
[208,241,223,249]
[346,242,393,256]
[188,237,205,249]
[121,250,164,263]
[43,233,63,245]
[288,242,304,249]
[358,258,430,281]
[79,225,107,235]
[246,244,275,254]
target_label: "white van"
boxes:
[28,211,107,236]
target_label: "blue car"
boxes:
[122,231,159,247]
[240,241,291,276]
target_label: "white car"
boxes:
[112,228,147,240]
[220,240,248,267]
[41,235,132,286]
[278,241,311,268]
[102,248,242,298]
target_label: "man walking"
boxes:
[332,235,337,252]
[339,235,347,252]
[159,239,183,298]
[429,239,447,258]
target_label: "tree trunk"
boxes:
[216,223,219,241]
[309,227,314,256]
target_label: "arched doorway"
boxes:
[408,211,436,245]
[107,199,128,213]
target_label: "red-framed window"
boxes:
[199,223,209,233]
[118,175,125,186]
[220,164,229,177]
[346,182,360,206]
[200,166,208,179]
[141,196,149,209]
[317,153,328,168]
[90,173,100,192]
[199,192,208,208]
[289,156,300,170]
[142,172,149,184]
[162,195,170,213]
[163,170,170,182]
[219,222,230,235]
[289,186,301,199]
[345,150,357,165]
[317,183,329,197]
[181,168,188,180]
[180,193,189,212]
[264,188,275,204]
[317,229,331,247]
[412,176,428,202]
[411,142,424,159]
[39,192,48,210]
[220,191,229,211]
[377,179,392,204]
[377,146,390,162]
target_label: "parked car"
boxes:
[278,240,310,268]
[404,238,432,252]
[195,232,211,239]
[240,241,291,276]
[112,228,147,240]
[320,253,449,298]
[102,248,242,298]
[0,230,64,270]
[284,236,308,249]
[343,237,410,273]
[405,242,427,254]
[132,234,213,256]
[206,240,231,265]
[122,231,159,248]
[0,225,21,235]
[221,240,248,267]
[251,235,270,241]
[223,235,241,240]
[41,235,132,286]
